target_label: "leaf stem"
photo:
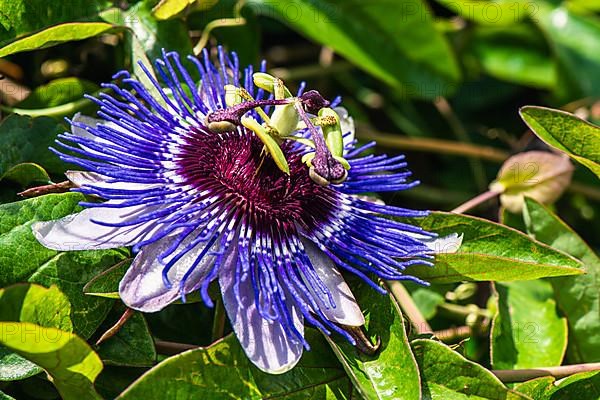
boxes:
[153,340,197,356]
[357,124,510,162]
[386,280,432,334]
[492,362,600,383]
[211,297,226,342]
[451,189,500,214]
[433,325,472,342]
[95,308,135,346]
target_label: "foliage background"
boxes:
[0,0,598,399]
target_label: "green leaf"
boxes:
[520,106,600,179]
[0,193,128,338]
[0,0,110,43]
[0,284,73,381]
[97,308,156,367]
[522,197,600,363]
[325,279,421,400]
[83,259,131,299]
[245,0,460,99]
[117,330,351,399]
[515,371,600,400]
[0,322,102,400]
[405,283,446,320]
[0,115,67,176]
[434,0,531,26]
[0,390,15,400]
[101,2,193,62]
[16,78,99,109]
[402,212,583,283]
[470,24,556,89]
[152,0,195,19]
[533,3,600,99]
[0,22,115,57]
[0,163,51,188]
[490,280,567,369]
[412,339,527,399]
[0,284,73,331]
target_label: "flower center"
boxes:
[176,127,337,229]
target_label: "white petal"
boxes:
[219,250,304,374]
[32,203,158,251]
[334,107,355,152]
[71,113,103,139]
[119,232,216,312]
[65,170,158,191]
[302,240,365,326]
[405,232,464,254]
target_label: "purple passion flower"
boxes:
[32,49,459,374]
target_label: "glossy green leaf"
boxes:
[490,280,567,369]
[16,78,99,109]
[434,0,532,26]
[0,284,73,381]
[534,3,600,99]
[0,193,128,338]
[523,197,600,362]
[245,0,460,99]
[0,163,51,188]
[470,24,556,88]
[0,322,102,400]
[412,339,527,399]
[0,115,67,176]
[402,212,583,283]
[152,0,195,19]
[117,330,351,399]
[325,279,421,400]
[0,22,115,57]
[0,391,15,400]
[520,106,600,179]
[515,371,600,400]
[97,308,156,367]
[83,259,130,299]
[0,0,110,43]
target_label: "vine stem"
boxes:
[451,189,500,214]
[386,280,432,334]
[211,297,226,342]
[492,362,600,383]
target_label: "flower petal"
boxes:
[119,232,216,312]
[302,240,365,326]
[219,249,304,374]
[65,170,158,192]
[32,203,158,251]
[405,232,464,254]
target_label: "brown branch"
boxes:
[386,280,432,334]
[493,362,600,383]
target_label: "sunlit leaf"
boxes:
[520,106,600,179]
[0,284,73,381]
[0,22,115,57]
[412,339,527,399]
[403,212,583,283]
[117,330,351,399]
[515,371,600,400]
[0,193,128,338]
[523,197,600,363]
[326,279,421,400]
[0,322,103,400]
[490,280,567,369]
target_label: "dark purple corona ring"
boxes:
[32,48,455,374]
